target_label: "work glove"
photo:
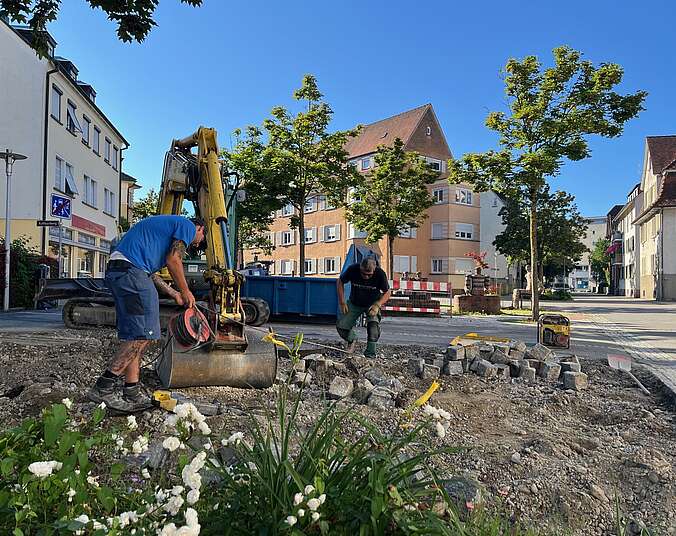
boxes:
[340,301,349,315]
[368,303,380,317]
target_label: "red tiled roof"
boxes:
[344,104,431,158]
[646,136,676,174]
[655,169,676,208]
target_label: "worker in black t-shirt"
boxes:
[336,257,391,357]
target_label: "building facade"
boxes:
[608,185,642,297]
[479,190,512,292]
[244,104,480,289]
[0,20,128,277]
[569,216,606,292]
[121,172,141,224]
[634,136,676,301]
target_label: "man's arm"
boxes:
[376,289,392,307]
[336,279,348,315]
[165,239,195,308]
[151,273,182,304]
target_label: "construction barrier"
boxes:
[383,280,451,315]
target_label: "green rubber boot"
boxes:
[364,341,377,358]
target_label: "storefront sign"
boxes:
[72,214,106,237]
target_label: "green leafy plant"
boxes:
[0,236,57,308]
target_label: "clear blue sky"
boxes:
[50,0,676,216]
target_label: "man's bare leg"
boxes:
[109,340,150,383]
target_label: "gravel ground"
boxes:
[0,329,674,535]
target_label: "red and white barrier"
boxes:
[389,280,450,292]
[381,305,441,313]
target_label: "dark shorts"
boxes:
[105,265,161,341]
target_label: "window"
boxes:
[360,157,371,170]
[304,197,317,213]
[455,188,473,205]
[55,156,64,190]
[84,176,97,207]
[394,256,410,273]
[66,101,82,134]
[281,203,294,216]
[304,227,316,244]
[51,85,62,121]
[280,260,295,275]
[347,187,361,204]
[455,223,474,240]
[431,258,449,274]
[82,116,91,145]
[324,257,340,274]
[431,223,447,240]
[324,224,340,242]
[104,188,116,216]
[425,157,442,171]
[98,254,108,274]
[93,127,101,154]
[454,259,475,274]
[100,239,111,252]
[104,138,111,163]
[112,146,119,170]
[49,226,72,240]
[347,224,367,239]
[399,226,417,239]
[304,259,317,275]
[281,230,294,245]
[432,188,445,204]
[78,233,96,246]
[64,162,79,196]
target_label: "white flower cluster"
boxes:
[165,403,211,436]
[132,435,149,454]
[422,404,451,438]
[220,431,244,447]
[27,461,62,479]
[127,415,138,431]
[61,398,73,410]
[160,507,200,536]
[71,510,141,534]
[286,485,326,526]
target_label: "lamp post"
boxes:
[0,149,28,311]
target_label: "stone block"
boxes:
[293,371,312,386]
[365,368,387,385]
[469,357,481,373]
[367,387,396,409]
[495,364,511,379]
[538,362,561,381]
[408,358,425,376]
[478,343,495,360]
[328,376,354,399]
[352,379,374,403]
[428,357,445,369]
[489,349,510,365]
[445,345,466,361]
[560,361,582,374]
[518,366,536,381]
[493,343,511,356]
[510,340,527,352]
[508,360,522,377]
[474,359,497,378]
[463,358,474,373]
[377,377,404,394]
[563,371,588,391]
[453,294,501,314]
[442,360,464,376]
[293,359,307,372]
[526,343,553,361]
[420,364,440,380]
[464,344,480,360]
[509,349,525,361]
[559,354,580,364]
[525,359,542,373]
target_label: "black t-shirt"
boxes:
[339,263,389,307]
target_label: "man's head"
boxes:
[189,217,207,251]
[359,257,378,279]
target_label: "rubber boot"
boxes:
[364,341,377,358]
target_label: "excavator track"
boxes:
[62,297,183,330]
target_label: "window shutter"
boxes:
[443,259,449,273]
[411,227,417,238]
[276,231,282,245]
[411,256,417,272]
[269,232,275,246]
[290,230,296,245]
[319,225,325,242]
[318,258,324,274]
[335,257,341,273]
[335,224,341,241]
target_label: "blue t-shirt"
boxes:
[115,215,196,273]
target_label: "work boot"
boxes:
[121,384,154,413]
[345,340,358,354]
[86,376,119,406]
[364,341,377,359]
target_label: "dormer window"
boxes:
[66,101,82,134]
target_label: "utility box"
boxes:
[537,314,570,349]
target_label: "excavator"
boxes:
[38,127,277,389]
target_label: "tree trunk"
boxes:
[298,208,305,277]
[529,195,540,321]
[388,235,394,280]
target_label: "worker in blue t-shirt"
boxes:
[87,215,206,414]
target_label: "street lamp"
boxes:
[0,149,28,311]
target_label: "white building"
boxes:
[0,19,128,277]
[570,216,606,292]
[479,190,512,291]
[612,184,643,297]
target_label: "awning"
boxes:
[606,243,620,254]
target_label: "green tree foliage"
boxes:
[494,187,588,281]
[345,138,439,277]
[131,188,159,222]
[0,0,203,55]
[590,238,611,289]
[0,236,57,308]
[448,46,646,319]
[260,75,360,276]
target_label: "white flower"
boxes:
[183,470,201,491]
[28,461,62,478]
[304,484,315,495]
[87,475,100,488]
[307,498,321,511]
[127,415,138,430]
[160,523,177,536]
[224,431,244,445]
[163,437,181,452]
[172,485,185,496]
[115,437,124,448]
[141,468,151,479]
[174,404,191,419]
[61,398,73,409]
[311,512,320,522]
[164,495,185,516]
[132,436,149,454]
[285,516,298,526]
[67,488,76,502]
[435,421,446,438]
[74,514,89,524]
[92,520,106,530]
[297,509,305,517]
[187,489,200,505]
[293,492,304,505]
[119,511,139,528]
[155,489,168,503]
[165,414,179,428]
[185,507,199,527]
[318,493,326,504]
[197,421,211,435]
[98,402,106,409]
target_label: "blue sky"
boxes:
[50,0,675,216]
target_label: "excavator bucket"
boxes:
[155,332,277,389]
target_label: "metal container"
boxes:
[537,314,570,349]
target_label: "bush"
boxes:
[0,236,57,308]
[540,290,573,301]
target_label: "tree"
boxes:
[345,138,439,277]
[448,46,646,320]
[494,186,588,283]
[261,75,360,276]
[590,238,611,291]
[131,188,159,222]
[0,0,203,56]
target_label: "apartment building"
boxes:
[634,136,676,300]
[479,190,512,291]
[607,185,642,297]
[245,104,480,289]
[569,216,606,292]
[121,172,141,224]
[0,19,128,277]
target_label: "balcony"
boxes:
[612,231,623,242]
